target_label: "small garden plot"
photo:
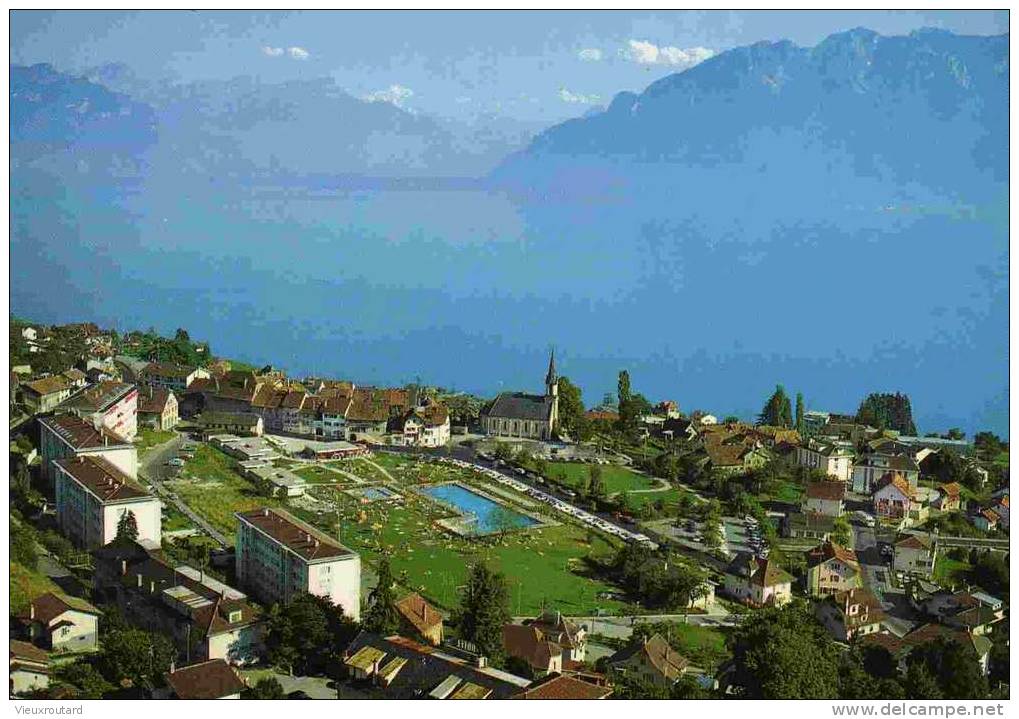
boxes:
[345,486,402,503]
[547,462,657,494]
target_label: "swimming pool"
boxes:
[421,484,539,535]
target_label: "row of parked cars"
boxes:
[743,515,769,558]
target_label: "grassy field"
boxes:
[11,560,60,614]
[167,444,283,535]
[669,623,729,670]
[136,428,176,451]
[167,448,637,616]
[548,462,656,494]
[162,504,194,532]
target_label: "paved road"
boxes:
[138,434,230,548]
[852,522,919,637]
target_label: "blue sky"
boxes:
[11,10,1008,123]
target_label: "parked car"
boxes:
[166,458,185,467]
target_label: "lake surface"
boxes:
[8,160,1008,435]
[421,483,538,535]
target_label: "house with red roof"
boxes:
[17,592,101,654]
[722,552,793,607]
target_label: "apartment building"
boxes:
[235,507,361,620]
[60,381,139,442]
[54,455,161,549]
[38,413,137,485]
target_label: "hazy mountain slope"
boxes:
[493,29,1007,197]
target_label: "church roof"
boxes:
[486,392,554,422]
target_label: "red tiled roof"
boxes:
[806,481,847,501]
[20,592,99,625]
[503,624,561,671]
[806,541,859,569]
[39,414,130,449]
[23,375,71,396]
[165,659,246,699]
[137,387,175,414]
[512,674,612,700]
[54,455,152,503]
[236,507,353,561]
[395,592,443,636]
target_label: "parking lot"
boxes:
[722,516,768,558]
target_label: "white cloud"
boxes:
[262,46,284,57]
[623,40,713,68]
[363,84,415,107]
[288,46,310,60]
[578,48,603,62]
[559,88,601,105]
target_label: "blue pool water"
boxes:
[421,484,538,535]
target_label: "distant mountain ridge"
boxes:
[493,28,1007,196]
[10,63,544,179]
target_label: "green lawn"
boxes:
[934,555,972,586]
[11,560,60,614]
[162,505,194,532]
[625,487,685,510]
[136,428,176,451]
[303,470,637,616]
[167,445,282,536]
[292,465,355,485]
[548,462,656,494]
[765,481,804,504]
[669,623,729,671]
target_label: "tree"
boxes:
[556,376,585,439]
[95,627,175,689]
[264,593,331,675]
[587,464,606,499]
[728,602,840,699]
[855,393,917,435]
[362,557,401,635]
[456,562,511,663]
[795,393,805,433]
[54,662,114,699]
[903,660,943,700]
[115,510,139,544]
[247,676,286,699]
[11,520,38,570]
[969,551,1009,599]
[493,442,513,461]
[758,385,793,428]
[907,636,989,699]
[947,428,966,440]
[832,516,852,547]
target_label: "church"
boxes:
[482,350,559,440]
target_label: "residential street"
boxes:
[852,523,918,637]
[138,433,230,548]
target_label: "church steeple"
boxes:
[545,348,558,397]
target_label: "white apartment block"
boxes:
[235,507,361,621]
[38,413,138,485]
[54,455,161,549]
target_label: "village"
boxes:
[8,319,1010,700]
